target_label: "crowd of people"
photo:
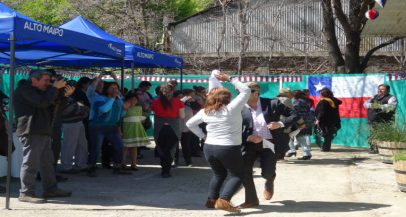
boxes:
[1,69,209,203]
[0,69,398,213]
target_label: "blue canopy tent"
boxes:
[58,16,184,89]
[0,4,125,62]
[0,3,125,209]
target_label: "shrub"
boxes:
[370,123,406,143]
[394,152,406,161]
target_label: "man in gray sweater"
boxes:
[14,69,73,203]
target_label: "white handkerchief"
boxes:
[289,129,301,138]
[263,139,275,153]
[208,69,222,92]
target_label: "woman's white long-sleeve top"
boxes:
[186,79,251,146]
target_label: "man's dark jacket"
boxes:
[242,98,299,157]
[14,83,59,136]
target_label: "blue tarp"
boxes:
[0,3,125,65]
[58,16,183,69]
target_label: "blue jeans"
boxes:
[203,144,244,201]
[289,135,311,156]
[88,125,123,166]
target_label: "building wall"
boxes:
[169,0,403,57]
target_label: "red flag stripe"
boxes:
[310,96,371,118]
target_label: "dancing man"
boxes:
[239,82,299,208]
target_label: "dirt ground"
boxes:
[1,146,405,217]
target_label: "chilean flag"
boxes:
[308,75,385,118]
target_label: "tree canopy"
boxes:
[168,0,215,19]
[2,0,73,26]
[2,0,214,50]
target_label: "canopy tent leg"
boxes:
[180,68,183,90]
[121,60,125,94]
[6,32,16,210]
[131,62,135,90]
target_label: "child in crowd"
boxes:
[122,90,150,170]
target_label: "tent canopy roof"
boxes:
[59,16,183,69]
[0,3,125,66]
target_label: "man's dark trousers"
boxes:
[242,141,276,203]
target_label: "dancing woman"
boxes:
[186,72,250,213]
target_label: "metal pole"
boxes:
[180,68,183,90]
[6,32,16,210]
[131,62,135,90]
[304,3,309,72]
[121,60,125,94]
[401,38,405,71]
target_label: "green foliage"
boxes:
[394,152,406,161]
[3,0,73,25]
[169,0,215,19]
[370,123,406,143]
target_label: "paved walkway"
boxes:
[1,146,405,217]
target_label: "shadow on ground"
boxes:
[282,158,369,166]
[1,146,384,213]
[1,149,214,211]
[226,200,391,216]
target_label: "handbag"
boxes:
[315,125,338,138]
[142,115,152,130]
[315,125,325,137]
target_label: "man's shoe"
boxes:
[214,198,241,213]
[264,187,274,200]
[238,200,260,209]
[43,189,72,198]
[19,193,46,203]
[297,155,312,160]
[205,198,217,208]
[264,177,275,200]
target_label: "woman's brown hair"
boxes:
[159,84,174,109]
[320,87,334,98]
[292,90,306,100]
[204,87,231,114]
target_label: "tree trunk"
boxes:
[237,1,250,75]
[217,0,228,68]
[344,31,362,73]
[140,0,149,48]
[321,0,345,72]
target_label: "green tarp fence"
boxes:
[1,70,405,148]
